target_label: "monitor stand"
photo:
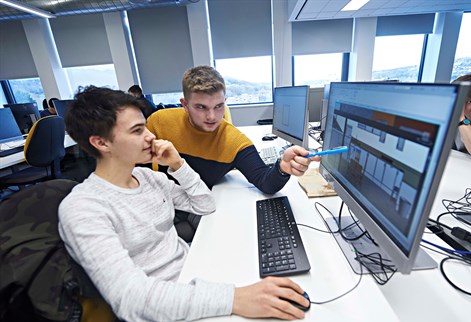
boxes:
[324,217,437,274]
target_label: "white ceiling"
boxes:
[289,0,471,21]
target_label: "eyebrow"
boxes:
[129,122,145,131]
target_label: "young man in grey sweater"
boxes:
[58,86,310,321]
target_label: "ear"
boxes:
[89,135,110,154]
[180,98,189,113]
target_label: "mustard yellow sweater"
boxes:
[147,108,289,194]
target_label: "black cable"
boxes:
[440,257,471,295]
[298,202,364,305]
[310,259,363,305]
[428,218,452,230]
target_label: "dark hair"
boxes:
[66,86,147,158]
[48,98,59,108]
[128,85,143,96]
[182,66,225,100]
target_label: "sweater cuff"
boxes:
[277,160,290,177]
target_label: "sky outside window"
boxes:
[372,34,424,82]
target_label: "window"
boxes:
[65,64,118,94]
[8,78,45,108]
[293,53,343,87]
[451,12,471,81]
[372,34,425,82]
[152,92,183,105]
[214,56,272,105]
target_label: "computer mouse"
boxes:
[262,135,277,141]
[286,291,311,312]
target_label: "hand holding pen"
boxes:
[304,146,348,158]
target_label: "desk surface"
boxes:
[0,134,76,170]
[179,125,471,322]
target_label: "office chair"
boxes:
[0,116,66,190]
[0,179,116,322]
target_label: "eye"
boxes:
[215,105,224,110]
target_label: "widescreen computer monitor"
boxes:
[308,87,324,123]
[4,103,40,134]
[319,81,470,274]
[53,99,74,119]
[0,108,24,144]
[272,85,310,148]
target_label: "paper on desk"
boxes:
[297,167,337,197]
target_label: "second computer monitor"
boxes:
[308,86,324,123]
[4,103,41,134]
[53,99,74,119]
[272,85,310,148]
[0,108,24,144]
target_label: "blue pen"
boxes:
[305,146,348,158]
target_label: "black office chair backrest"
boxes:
[0,179,80,321]
[24,115,65,168]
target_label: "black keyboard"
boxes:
[256,196,311,277]
[0,146,24,157]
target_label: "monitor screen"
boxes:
[0,108,24,144]
[53,99,74,119]
[319,82,469,274]
[308,87,324,123]
[272,86,310,148]
[4,103,40,134]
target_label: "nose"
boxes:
[206,108,216,121]
[145,128,156,141]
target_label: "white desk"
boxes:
[0,134,76,170]
[179,125,470,321]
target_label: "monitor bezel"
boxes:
[272,85,310,149]
[319,81,470,274]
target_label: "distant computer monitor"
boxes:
[4,103,40,134]
[320,81,469,274]
[308,87,324,122]
[272,86,310,148]
[53,99,74,119]
[0,108,24,144]
[320,83,331,131]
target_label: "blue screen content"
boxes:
[321,82,459,255]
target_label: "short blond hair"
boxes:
[182,66,225,100]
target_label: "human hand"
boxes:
[232,276,309,320]
[150,139,183,170]
[279,146,321,176]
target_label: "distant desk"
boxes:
[179,125,470,322]
[0,134,76,170]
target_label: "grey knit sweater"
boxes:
[59,162,234,321]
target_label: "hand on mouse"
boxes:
[279,145,321,176]
[232,276,310,320]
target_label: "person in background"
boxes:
[146,66,321,240]
[128,84,157,118]
[58,86,310,322]
[452,73,471,154]
[40,97,58,117]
